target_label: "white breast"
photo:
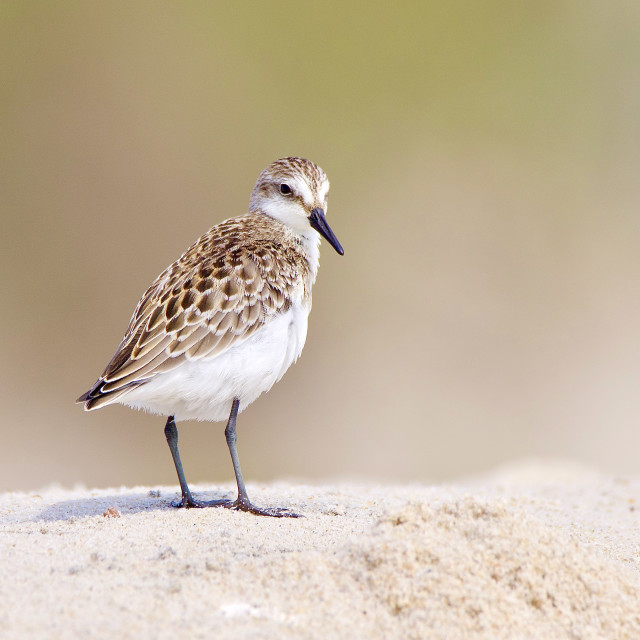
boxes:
[120,302,310,422]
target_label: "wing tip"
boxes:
[77,379,140,411]
[76,380,107,411]
[76,387,94,409]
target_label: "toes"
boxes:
[198,499,233,508]
[170,496,203,509]
[229,502,302,518]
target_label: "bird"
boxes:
[77,157,344,517]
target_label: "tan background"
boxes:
[1,2,639,492]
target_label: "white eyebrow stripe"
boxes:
[294,176,315,207]
[318,180,330,203]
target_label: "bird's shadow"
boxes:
[36,489,233,522]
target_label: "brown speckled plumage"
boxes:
[79,213,315,410]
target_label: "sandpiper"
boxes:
[77,157,344,517]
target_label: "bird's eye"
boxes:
[279,184,292,195]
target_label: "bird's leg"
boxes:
[164,407,300,516]
[222,398,301,518]
[164,416,227,509]
[164,416,198,507]
[224,398,249,504]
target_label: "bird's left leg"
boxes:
[164,415,227,509]
[222,398,301,517]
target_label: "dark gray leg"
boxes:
[164,415,228,509]
[221,398,300,517]
[225,398,249,503]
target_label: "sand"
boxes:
[1,460,639,639]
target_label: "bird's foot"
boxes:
[225,496,302,518]
[171,493,229,509]
[171,493,301,517]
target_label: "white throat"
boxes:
[260,199,321,272]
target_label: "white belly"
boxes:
[120,304,309,422]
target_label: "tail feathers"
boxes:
[76,379,140,411]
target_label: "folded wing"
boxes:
[77,224,299,410]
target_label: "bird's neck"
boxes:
[250,209,321,280]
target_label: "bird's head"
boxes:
[249,157,344,256]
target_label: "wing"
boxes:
[77,223,302,410]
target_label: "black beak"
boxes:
[309,208,344,256]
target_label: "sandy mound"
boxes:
[346,499,639,639]
[1,464,639,639]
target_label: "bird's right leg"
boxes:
[164,416,207,508]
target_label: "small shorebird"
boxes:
[77,157,343,517]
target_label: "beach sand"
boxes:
[1,460,639,639]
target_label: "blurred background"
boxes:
[1,2,639,492]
